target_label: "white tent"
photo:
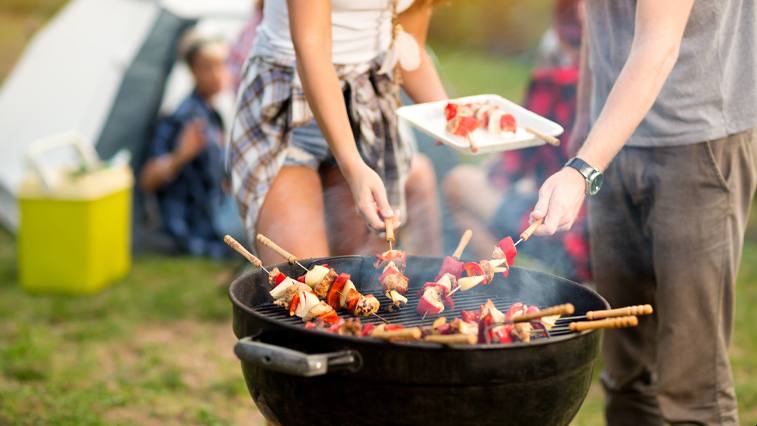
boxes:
[0,0,249,231]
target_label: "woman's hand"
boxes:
[343,161,397,232]
[530,167,586,236]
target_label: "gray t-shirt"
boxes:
[587,0,757,147]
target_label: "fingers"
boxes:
[530,169,586,236]
[372,184,393,218]
[357,196,384,231]
[531,184,552,236]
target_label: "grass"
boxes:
[1,2,757,425]
[0,228,263,425]
[432,45,533,103]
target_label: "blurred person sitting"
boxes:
[443,0,590,282]
[140,29,242,259]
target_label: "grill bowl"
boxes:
[229,255,608,426]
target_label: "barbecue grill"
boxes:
[229,255,609,426]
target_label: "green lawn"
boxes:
[2,3,757,425]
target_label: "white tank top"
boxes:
[253,0,415,65]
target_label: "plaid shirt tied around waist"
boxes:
[228,55,412,239]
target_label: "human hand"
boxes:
[174,119,207,164]
[530,167,586,236]
[343,161,398,233]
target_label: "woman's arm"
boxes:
[288,0,394,231]
[531,0,695,235]
[397,1,447,103]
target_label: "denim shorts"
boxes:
[283,120,336,169]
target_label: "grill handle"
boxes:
[234,337,362,377]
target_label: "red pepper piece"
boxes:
[327,273,349,309]
[296,274,306,283]
[289,293,300,317]
[497,236,518,266]
[272,273,287,286]
[463,262,485,277]
[384,324,405,332]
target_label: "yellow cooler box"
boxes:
[18,140,133,294]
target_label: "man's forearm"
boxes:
[577,43,679,171]
[576,0,694,171]
[572,26,591,137]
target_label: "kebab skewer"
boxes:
[255,234,383,319]
[415,230,474,318]
[223,235,340,324]
[376,217,410,310]
[451,218,544,295]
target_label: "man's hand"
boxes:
[174,120,207,165]
[530,167,586,236]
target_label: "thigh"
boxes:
[321,164,386,256]
[256,166,330,264]
[590,152,659,399]
[646,137,749,422]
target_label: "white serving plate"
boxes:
[397,94,564,155]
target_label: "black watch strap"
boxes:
[565,157,603,195]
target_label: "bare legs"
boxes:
[322,154,442,256]
[402,155,442,256]
[255,155,442,261]
[255,166,330,264]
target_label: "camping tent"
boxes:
[0,0,249,231]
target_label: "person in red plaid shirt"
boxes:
[443,0,590,282]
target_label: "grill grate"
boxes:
[253,287,581,340]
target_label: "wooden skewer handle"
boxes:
[372,327,421,341]
[452,229,473,259]
[526,127,560,146]
[256,234,297,264]
[520,217,544,242]
[511,303,575,323]
[586,304,654,320]
[224,235,262,268]
[467,134,479,154]
[384,217,396,243]
[569,316,638,332]
[424,334,477,345]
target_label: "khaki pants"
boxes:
[589,128,757,425]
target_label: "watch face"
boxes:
[589,173,603,195]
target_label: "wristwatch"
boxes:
[565,157,603,195]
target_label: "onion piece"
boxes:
[269,277,297,300]
[304,265,330,288]
[457,275,486,291]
